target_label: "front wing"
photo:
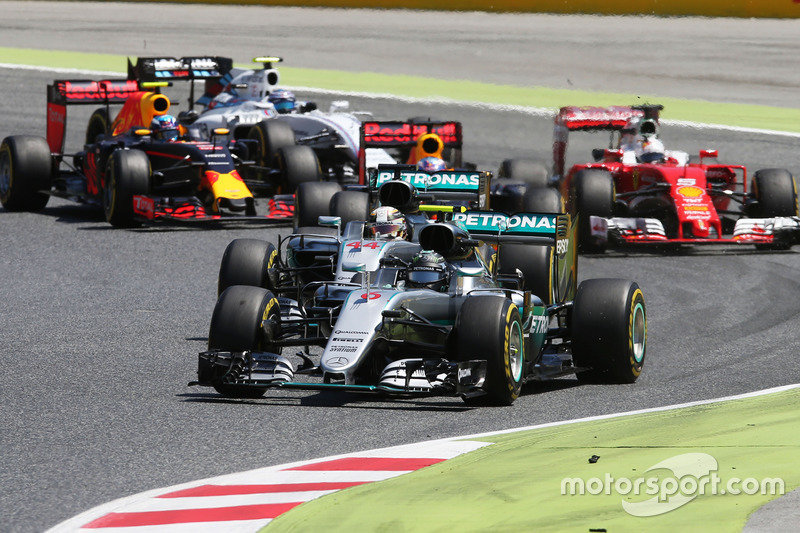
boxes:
[589,215,800,247]
[193,349,488,398]
[131,195,294,224]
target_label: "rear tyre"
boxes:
[0,135,51,212]
[572,279,646,384]
[522,186,563,214]
[249,119,296,168]
[207,286,281,398]
[498,244,553,305]
[752,168,798,217]
[294,181,341,228]
[85,108,110,145]
[572,169,614,254]
[277,145,321,194]
[103,149,151,227]
[218,239,279,296]
[498,158,549,188]
[330,190,370,228]
[456,296,525,406]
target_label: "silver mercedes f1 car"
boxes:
[191,176,647,405]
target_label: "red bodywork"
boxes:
[555,105,754,244]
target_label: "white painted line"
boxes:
[2,63,798,138]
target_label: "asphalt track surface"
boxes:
[2,4,800,532]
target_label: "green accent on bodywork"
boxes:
[4,47,800,133]
[266,387,800,533]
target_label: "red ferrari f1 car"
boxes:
[554,105,800,252]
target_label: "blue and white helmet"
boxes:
[417,156,446,172]
[150,115,179,141]
[268,89,296,114]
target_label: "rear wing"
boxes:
[358,120,463,184]
[552,105,662,181]
[453,211,569,246]
[369,164,489,212]
[127,56,234,108]
[454,210,578,303]
[46,79,142,153]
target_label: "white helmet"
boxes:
[370,206,406,239]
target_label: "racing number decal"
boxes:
[346,241,382,250]
[628,288,646,377]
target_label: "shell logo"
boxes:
[677,186,704,198]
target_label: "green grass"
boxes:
[4,47,800,133]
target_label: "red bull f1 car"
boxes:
[1,59,319,226]
[554,105,800,252]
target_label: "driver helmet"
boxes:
[639,137,666,163]
[268,89,296,114]
[150,115,179,141]
[418,156,447,172]
[369,206,406,239]
[406,250,449,292]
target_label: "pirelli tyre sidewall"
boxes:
[217,239,279,296]
[207,286,281,398]
[249,119,296,169]
[85,107,109,145]
[0,135,51,212]
[456,295,525,405]
[104,149,151,227]
[572,278,646,384]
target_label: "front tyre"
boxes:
[572,279,646,384]
[294,181,341,229]
[330,190,370,228]
[0,135,51,212]
[277,145,321,194]
[217,239,279,296]
[571,169,614,254]
[85,107,110,145]
[103,149,151,227]
[206,286,281,398]
[249,119,296,168]
[456,296,525,406]
[752,168,798,217]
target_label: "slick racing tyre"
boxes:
[571,279,646,384]
[572,169,614,254]
[103,149,151,227]
[752,168,798,218]
[294,181,341,229]
[498,244,553,305]
[498,158,549,188]
[0,135,51,212]
[218,239,280,296]
[330,190,369,229]
[206,286,282,398]
[249,119,296,168]
[456,295,525,406]
[85,107,109,145]
[522,186,564,214]
[277,145,321,194]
